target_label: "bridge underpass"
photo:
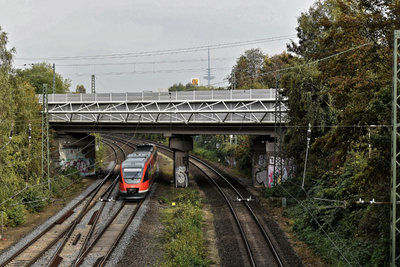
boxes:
[41,89,287,187]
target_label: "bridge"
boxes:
[41,88,287,187]
[42,89,287,135]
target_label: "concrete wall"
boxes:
[55,133,96,176]
[251,135,275,187]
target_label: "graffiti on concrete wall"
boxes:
[60,148,95,176]
[255,154,268,187]
[255,154,294,188]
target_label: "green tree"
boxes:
[16,63,71,94]
[280,63,335,182]
[75,84,86,94]
[168,82,221,91]
[228,48,265,89]
[260,52,299,88]
[0,26,15,72]
[282,0,395,265]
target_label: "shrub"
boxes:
[160,188,209,267]
[22,187,48,212]
[6,202,26,226]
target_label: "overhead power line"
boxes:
[16,35,295,61]
[36,57,236,67]
[263,42,374,75]
[66,67,231,77]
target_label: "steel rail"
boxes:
[71,137,135,266]
[46,139,122,267]
[136,140,284,267]
[95,201,143,267]
[94,135,284,266]
[192,160,257,266]
[0,142,118,267]
[190,155,284,267]
[71,175,120,267]
[74,201,143,266]
[150,145,256,267]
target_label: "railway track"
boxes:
[0,141,119,267]
[1,133,287,266]
[0,138,139,267]
[121,137,285,267]
[190,155,284,267]
[75,200,143,267]
[45,139,140,267]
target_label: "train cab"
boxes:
[119,145,157,200]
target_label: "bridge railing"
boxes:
[42,89,280,103]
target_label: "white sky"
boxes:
[1,0,316,93]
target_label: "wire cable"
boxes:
[17,56,236,68]
[275,182,357,266]
[16,35,295,61]
[262,42,374,75]
[66,67,231,77]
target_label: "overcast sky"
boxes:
[1,0,316,93]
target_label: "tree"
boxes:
[168,82,221,91]
[228,48,266,89]
[260,52,298,88]
[75,84,86,94]
[16,63,71,94]
[283,0,396,264]
[0,26,15,72]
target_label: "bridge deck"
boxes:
[40,89,287,135]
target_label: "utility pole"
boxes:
[91,75,96,94]
[273,75,284,186]
[203,47,214,87]
[27,123,31,187]
[302,123,311,190]
[52,64,56,93]
[41,84,50,190]
[391,29,400,267]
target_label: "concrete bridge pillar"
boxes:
[252,136,275,187]
[169,135,193,188]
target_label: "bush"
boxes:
[288,203,388,266]
[160,188,209,267]
[6,202,26,226]
[50,173,77,197]
[193,147,220,164]
[22,187,48,212]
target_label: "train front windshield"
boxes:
[123,168,142,184]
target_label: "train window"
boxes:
[123,168,142,184]
[142,170,149,182]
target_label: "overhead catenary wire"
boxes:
[262,41,374,76]
[16,56,236,68]
[16,35,295,61]
[0,38,379,218]
[276,183,358,266]
[66,67,231,77]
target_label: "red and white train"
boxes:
[119,144,158,200]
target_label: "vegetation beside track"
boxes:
[93,133,105,172]
[192,135,252,180]
[159,188,210,267]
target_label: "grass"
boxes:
[159,188,210,267]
